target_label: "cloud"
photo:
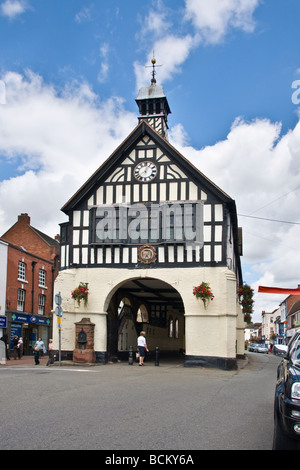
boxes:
[74,4,94,24]
[98,43,110,84]
[0,69,136,237]
[184,0,260,44]
[170,117,300,321]
[1,66,300,321]
[139,2,172,38]
[1,0,28,19]
[134,0,260,88]
[134,34,197,90]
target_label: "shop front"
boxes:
[7,312,52,356]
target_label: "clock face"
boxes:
[134,161,157,182]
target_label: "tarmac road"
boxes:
[0,352,280,451]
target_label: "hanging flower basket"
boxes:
[71,283,89,307]
[193,282,214,309]
[238,284,254,324]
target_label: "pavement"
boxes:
[1,353,249,369]
[1,354,50,367]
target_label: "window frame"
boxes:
[39,269,46,287]
[17,288,26,312]
[38,294,46,315]
[18,261,26,281]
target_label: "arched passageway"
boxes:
[106,277,185,362]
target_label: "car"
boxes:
[256,344,269,354]
[249,343,258,352]
[273,330,300,449]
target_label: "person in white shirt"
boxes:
[137,331,149,366]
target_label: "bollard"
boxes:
[155,346,159,366]
[128,345,133,365]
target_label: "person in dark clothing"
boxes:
[12,335,19,360]
[33,346,40,365]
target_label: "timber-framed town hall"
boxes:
[53,60,245,369]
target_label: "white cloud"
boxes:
[184,0,260,44]
[0,69,136,237]
[170,117,300,321]
[135,0,260,88]
[134,34,198,90]
[1,66,300,322]
[1,0,28,19]
[98,43,110,84]
[74,4,94,24]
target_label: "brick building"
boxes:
[280,291,300,342]
[0,214,59,354]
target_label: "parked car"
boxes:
[273,330,300,449]
[256,344,268,354]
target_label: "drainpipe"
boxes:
[31,261,37,313]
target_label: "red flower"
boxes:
[71,283,89,306]
[193,282,214,308]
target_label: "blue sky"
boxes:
[1,0,300,321]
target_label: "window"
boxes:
[38,294,45,315]
[168,317,174,338]
[290,333,300,365]
[18,261,26,281]
[175,318,179,339]
[39,269,46,287]
[150,304,166,327]
[17,289,25,312]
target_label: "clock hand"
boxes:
[140,166,150,176]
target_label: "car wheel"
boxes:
[272,412,298,450]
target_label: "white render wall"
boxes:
[53,266,244,361]
[0,240,8,336]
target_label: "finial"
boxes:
[145,52,162,86]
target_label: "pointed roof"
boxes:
[136,83,167,100]
[1,213,59,248]
[61,119,234,214]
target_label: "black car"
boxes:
[273,330,300,450]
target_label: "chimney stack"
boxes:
[18,213,30,225]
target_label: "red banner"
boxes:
[258,286,300,295]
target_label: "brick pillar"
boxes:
[73,318,96,363]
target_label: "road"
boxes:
[0,352,280,451]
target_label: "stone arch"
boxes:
[105,276,185,362]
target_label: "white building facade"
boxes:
[53,73,244,369]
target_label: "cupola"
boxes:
[136,57,171,139]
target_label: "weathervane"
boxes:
[145,52,162,85]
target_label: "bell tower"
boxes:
[136,57,171,139]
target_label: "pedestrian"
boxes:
[137,331,149,366]
[12,335,19,360]
[0,334,10,360]
[46,339,54,366]
[17,337,23,359]
[34,337,45,357]
[33,346,40,365]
